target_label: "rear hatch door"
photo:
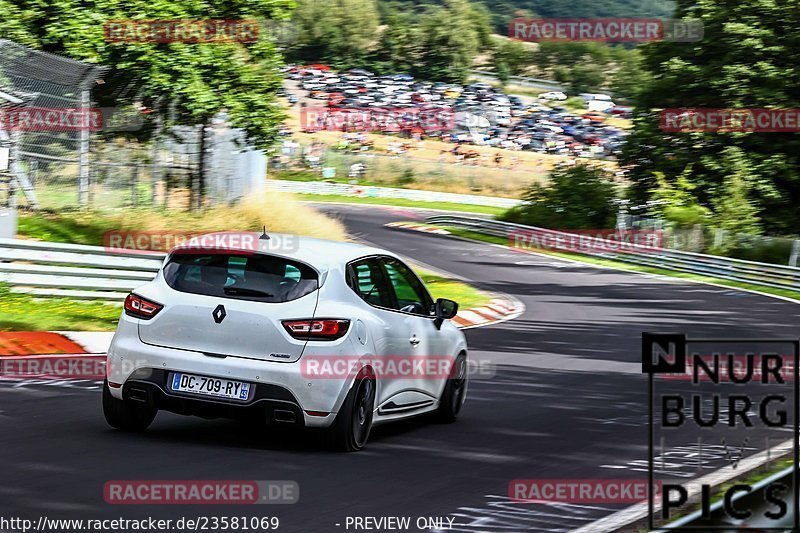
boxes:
[138,252,321,363]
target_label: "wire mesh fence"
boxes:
[20,129,266,211]
[14,139,172,211]
[0,39,267,213]
[0,38,108,208]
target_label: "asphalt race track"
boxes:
[2,203,799,533]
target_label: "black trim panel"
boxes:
[122,368,304,426]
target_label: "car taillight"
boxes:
[282,319,350,340]
[124,293,163,320]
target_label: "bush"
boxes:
[396,168,415,186]
[650,169,711,228]
[500,163,619,229]
[726,236,795,265]
[564,97,586,111]
[663,205,710,227]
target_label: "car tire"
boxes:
[327,370,375,452]
[437,354,467,423]
[102,380,157,432]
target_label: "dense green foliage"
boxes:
[622,0,800,235]
[287,0,652,94]
[3,0,799,239]
[649,166,711,227]
[0,0,293,150]
[394,0,675,34]
[500,164,620,229]
[286,0,492,82]
[489,39,650,98]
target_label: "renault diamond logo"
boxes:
[212,304,226,324]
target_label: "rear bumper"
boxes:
[107,320,359,428]
[122,369,307,427]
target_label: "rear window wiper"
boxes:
[223,287,275,298]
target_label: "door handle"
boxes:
[409,336,420,346]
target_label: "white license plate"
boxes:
[169,372,251,401]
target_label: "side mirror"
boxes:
[434,298,459,329]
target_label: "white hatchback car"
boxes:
[103,233,468,451]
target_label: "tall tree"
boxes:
[371,10,425,75]
[416,0,491,82]
[492,37,533,76]
[287,0,491,83]
[0,0,293,149]
[649,165,711,227]
[711,147,762,238]
[0,0,293,207]
[291,0,380,67]
[621,0,800,234]
[610,48,650,101]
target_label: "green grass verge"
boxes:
[441,226,800,302]
[18,211,117,246]
[294,193,508,216]
[0,284,122,331]
[416,269,491,310]
[0,269,489,332]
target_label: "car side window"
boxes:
[348,259,393,308]
[382,258,432,316]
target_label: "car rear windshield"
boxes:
[163,253,319,303]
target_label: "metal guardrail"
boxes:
[0,238,163,300]
[425,215,800,293]
[5,214,800,300]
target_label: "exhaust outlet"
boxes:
[128,387,149,403]
[273,409,297,423]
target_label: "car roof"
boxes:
[168,232,397,270]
